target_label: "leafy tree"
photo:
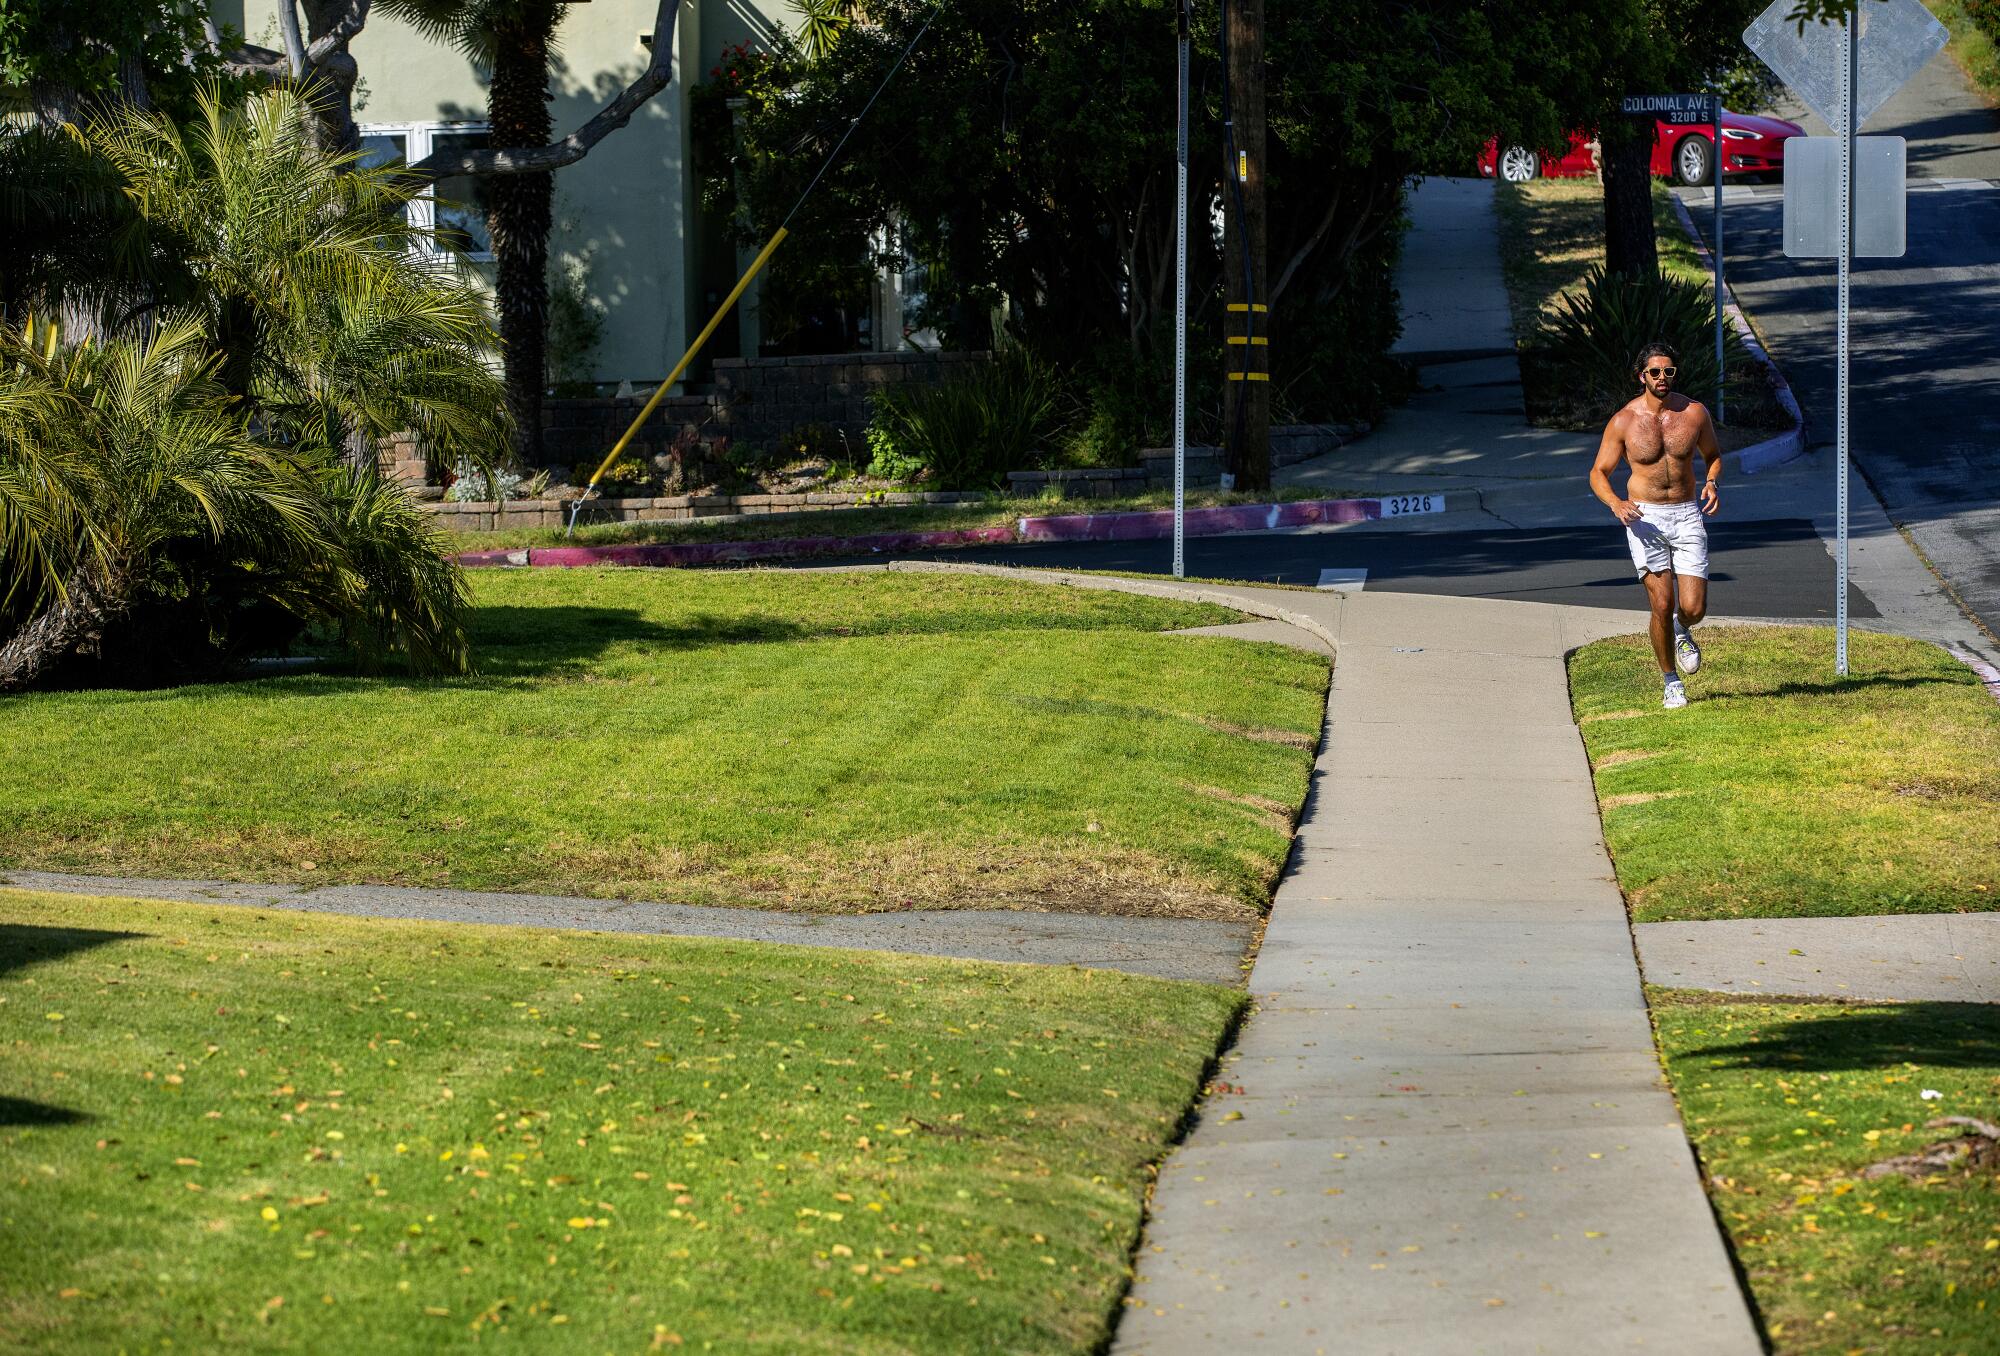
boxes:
[1587,0,1768,278]
[0,0,234,122]
[703,0,1616,441]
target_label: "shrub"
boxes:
[445,458,528,502]
[0,86,505,688]
[1531,265,1748,417]
[864,423,927,483]
[1969,0,2000,43]
[865,348,1063,490]
[0,315,472,688]
[775,421,854,467]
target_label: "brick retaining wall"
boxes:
[429,488,992,535]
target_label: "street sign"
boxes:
[1620,92,1718,125]
[1744,0,1944,677]
[1744,0,1945,131]
[1784,136,1907,256]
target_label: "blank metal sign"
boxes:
[1783,136,1907,257]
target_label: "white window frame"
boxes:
[357,120,496,263]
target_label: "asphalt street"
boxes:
[817,518,1876,619]
[1675,48,2000,637]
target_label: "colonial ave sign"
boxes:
[1619,92,1718,126]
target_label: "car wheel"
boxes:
[1497,145,1538,183]
[1674,134,1715,187]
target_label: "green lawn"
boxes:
[1569,626,2000,923]
[0,890,1244,1354]
[1652,991,2000,1355]
[453,486,1357,555]
[0,569,1328,918]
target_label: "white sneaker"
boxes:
[1673,622,1702,675]
[1663,677,1689,709]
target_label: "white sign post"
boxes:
[1744,0,1945,675]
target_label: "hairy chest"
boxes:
[1626,409,1698,465]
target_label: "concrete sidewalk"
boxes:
[0,870,1254,987]
[1113,585,1762,1355]
[1636,913,2000,1004]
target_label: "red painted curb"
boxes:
[1017,497,1382,542]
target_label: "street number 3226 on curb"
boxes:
[1380,493,1445,518]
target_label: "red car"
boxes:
[1477,110,1803,186]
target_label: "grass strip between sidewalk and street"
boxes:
[0,569,1329,919]
[1569,625,2000,924]
[1651,990,2000,1356]
[0,889,1245,1354]
[447,486,1357,555]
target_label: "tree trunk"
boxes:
[487,8,559,465]
[0,560,132,692]
[299,1,366,155]
[1601,117,1659,280]
[1222,0,1270,492]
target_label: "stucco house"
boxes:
[212,1,915,390]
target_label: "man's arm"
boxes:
[1589,414,1643,523]
[1696,404,1723,515]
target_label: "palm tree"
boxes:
[383,0,565,463]
[798,0,859,63]
[0,86,503,687]
[0,313,321,689]
[83,87,511,466]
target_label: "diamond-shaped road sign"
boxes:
[1744,0,1946,132]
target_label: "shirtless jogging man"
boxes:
[1588,341,1722,709]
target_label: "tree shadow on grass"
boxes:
[46,607,807,699]
[1,922,139,981]
[0,922,138,1129]
[1685,1001,2000,1073]
[1715,673,1975,702]
[468,605,807,677]
[0,1095,87,1126]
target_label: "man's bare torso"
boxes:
[1612,393,1707,503]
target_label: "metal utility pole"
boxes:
[1221,0,1269,491]
[1173,0,1190,578]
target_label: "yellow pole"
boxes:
[569,226,790,529]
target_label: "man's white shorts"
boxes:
[1625,500,1709,578]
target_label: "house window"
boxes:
[358,122,494,263]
